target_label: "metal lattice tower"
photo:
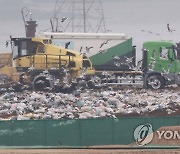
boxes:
[52,0,106,33]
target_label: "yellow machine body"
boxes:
[0,53,12,68]
[0,37,95,88]
[0,66,20,82]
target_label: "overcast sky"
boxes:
[0,0,180,58]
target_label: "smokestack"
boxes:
[25,20,37,37]
[21,7,38,37]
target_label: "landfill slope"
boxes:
[0,85,179,120]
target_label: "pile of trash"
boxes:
[0,87,179,120]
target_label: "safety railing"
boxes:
[29,53,73,70]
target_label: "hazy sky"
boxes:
[0,0,180,58]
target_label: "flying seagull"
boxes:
[86,46,93,52]
[61,17,68,22]
[167,23,175,32]
[125,56,134,64]
[65,42,70,49]
[161,67,171,81]
[141,30,160,36]
[113,55,120,60]
[5,41,9,47]
[100,40,110,48]
[99,49,107,54]
[167,23,172,32]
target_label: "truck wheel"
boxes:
[87,76,102,89]
[33,75,54,91]
[147,75,165,89]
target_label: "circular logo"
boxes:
[134,123,153,146]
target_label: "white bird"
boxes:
[101,71,110,76]
[5,41,9,47]
[99,49,107,54]
[167,23,176,32]
[28,66,34,72]
[149,61,156,71]
[8,87,14,91]
[86,46,93,52]
[100,40,110,48]
[44,87,53,90]
[61,17,68,22]
[65,42,70,49]
[21,85,30,90]
[114,61,121,67]
[80,49,85,55]
[162,67,170,75]
[29,12,32,20]
[128,65,139,71]
[125,56,134,64]
[150,57,156,61]
[141,30,160,36]
[43,70,49,74]
[36,80,45,84]
[161,67,171,81]
[113,55,120,60]
[167,23,172,32]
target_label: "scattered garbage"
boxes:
[0,86,179,120]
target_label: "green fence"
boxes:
[0,116,179,147]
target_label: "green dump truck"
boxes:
[85,41,180,90]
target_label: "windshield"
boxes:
[12,39,37,59]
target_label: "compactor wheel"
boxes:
[33,75,54,91]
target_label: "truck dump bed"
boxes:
[0,53,12,68]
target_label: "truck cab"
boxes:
[143,41,180,89]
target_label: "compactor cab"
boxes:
[11,37,83,72]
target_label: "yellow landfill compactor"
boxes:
[0,37,94,91]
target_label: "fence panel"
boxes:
[0,116,179,147]
[45,119,80,146]
[0,121,13,146]
[11,120,45,146]
[113,117,146,145]
[80,118,114,146]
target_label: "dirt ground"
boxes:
[0,149,179,154]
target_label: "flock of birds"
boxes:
[49,16,176,34]
[65,39,110,56]
[141,23,176,36]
